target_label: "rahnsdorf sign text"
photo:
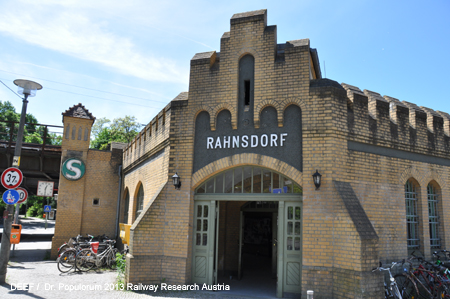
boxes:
[207,133,288,149]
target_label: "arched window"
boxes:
[135,185,144,219]
[123,190,129,224]
[238,54,255,128]
[428,183,440,249]
[195,166,302,194]
[405,180,419,250]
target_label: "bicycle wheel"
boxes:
[438,284,450,299]
[57,249,76,273]
[415,272,435,298]
[394,274,420,299]
[76,249,96,272]
[57,243,69,256]
[107,248,119,270]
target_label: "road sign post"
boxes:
[44,204,51,230]
[0,79,42,284]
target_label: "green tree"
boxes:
[90,116,140,150]
[24,131,42,143]
[109,116,141,143]
[91,117,110,139]
[91,127,112,150]
[0,100,39,142]
[48,133,62,146]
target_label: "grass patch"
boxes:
[115,252,126,290]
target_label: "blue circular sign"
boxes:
[2,189,20,205]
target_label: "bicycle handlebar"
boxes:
[372,260,405,272]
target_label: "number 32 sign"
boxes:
[1,167,23,189]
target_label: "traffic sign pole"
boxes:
[45,197,48,230]
[0,79,42,284]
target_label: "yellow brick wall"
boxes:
[51,113,121,259]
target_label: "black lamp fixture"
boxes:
[172,172,181,189]
[312,170,322,190]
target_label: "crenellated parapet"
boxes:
[122,93,186,170]
[436,110,450,137]
[342,83,450,158]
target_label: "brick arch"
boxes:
[121,187,130,224]
[427,179,442,191]
[191,153,302,189]
[254,99,281,128]
[131,181,144,222]
[423,170,447,191]
[191,105,214,130]
[280,99,305,126]
[399,166,425,187]
[212,103,237,130]
[237,50,259,61]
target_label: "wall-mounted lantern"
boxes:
[172,172,181,189]
[312,170,322,190]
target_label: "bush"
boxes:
[26,205,37,217]
[116,252,126,289]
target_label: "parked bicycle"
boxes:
[404,252,450,298]
[56,234,114,273]
[57,234,109,256]
[57,239,92,273]
[75,239,118,272]
[373,260,407,299]
[373,251,450,299]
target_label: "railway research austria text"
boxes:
[11,282,230,292]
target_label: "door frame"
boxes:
[193,194,302,298]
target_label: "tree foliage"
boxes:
[0,100,61,145]
[90,116,140,150]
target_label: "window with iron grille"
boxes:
[428,183,440,249]
[405,180,419,249]
[135,185,144,220]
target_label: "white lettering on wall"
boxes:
[281,133,288,146]
[270,134,278,147]
[251,135,258,148]
[241,135,249,148]
[215,137,222,148]
[207,137,214,149]
[206,133,288,150]
[223,136,231,148]
[261,134,268,147]
[232,136,239,148]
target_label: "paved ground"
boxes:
[0,217,276,299]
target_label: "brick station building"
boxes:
[53,9,450,298]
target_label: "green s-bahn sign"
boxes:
[62,158,86,181]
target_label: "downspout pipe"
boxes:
[115,165,123,239]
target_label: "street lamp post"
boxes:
[0,79,42,284]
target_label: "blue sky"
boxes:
[0,0,449,134]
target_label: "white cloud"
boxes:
[0,1,187,84]
[4,61,174,101]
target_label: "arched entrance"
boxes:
[192,166,302,298]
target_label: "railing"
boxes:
[0,120,64,152]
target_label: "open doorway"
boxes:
[240,211,276,288]
[217,201,278,297]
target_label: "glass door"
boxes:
[277,201,302,297]
[192,200,216,285]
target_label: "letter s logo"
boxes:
[62,158,86,181]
